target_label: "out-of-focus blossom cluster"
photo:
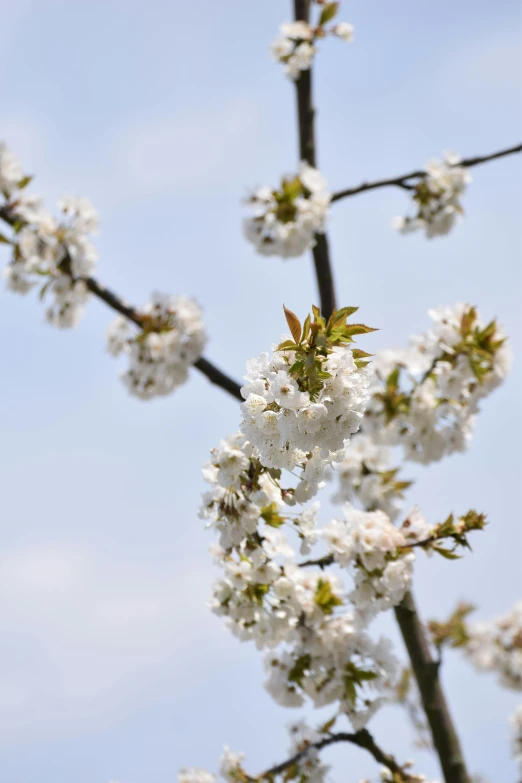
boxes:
[1,142,98,327]
[430,599,522,696]
[270,3,354,80]
[243,163,330,258]
[332,434,412,521]
[393,151,471,238]
[107,293,206,399]
[465,601,522,691]
[363,303,511,464]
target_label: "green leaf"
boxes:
[261,503,285,528]
[343,323,379,337]
[281,176,302,202]
[288,654,311,686]
[302,313,311,342]
[354,669,378,682]
[0,233,11,244]
[314,579,343,615]
[288,359,305,375]
[283,305,302,343]
[432,546,461,560]
[17,175,33,190]
[319,2,339,26]
[38,278,54,301]
[343,678,356,704]
[319,716,337,734]
[327,305,359,331]
[351,349,373,360]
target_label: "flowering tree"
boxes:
[1,2,521,783]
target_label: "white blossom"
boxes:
[270,21,315,80]
[286,721,330,783]
[240,342,370,482]
[0,141,23,192]
[364,303,511,464]
[243,163,330,259]
[333,22,355,42]
[4,187,98,327]
[107,293,206,399]
[393,151,471,238]
[219,747,245,781]
[270,14,354,81]
[509,705,522,774]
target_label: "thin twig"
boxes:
[0,207,242,401]
[331,142,522,202]
[258,729,414,781]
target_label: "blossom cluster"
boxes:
[201,306,487,735]
[465,601,522,691]
[322,506,417,618]
[201,426,485,734]
[201,431,400,726]
[1,142,98,327]
[325,506,486,618]
[364,303,511,464]
[243,163,330,258]
[240,306,373,493]
[270,4,354,81]
[106,293,206,399]
[393,151,471,238]
[332,433,412,521]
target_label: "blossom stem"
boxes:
[293,0,337,320]
[257,728,414,780]
[395,591,471,783]
[331,142,522,202]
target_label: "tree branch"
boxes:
[299,554,334,569]
[258,728,414,781]
[395,591,470,783]
[194,357,242,400]
[293,0,337,321]
[331,142,522,202]
[0,207,242,401]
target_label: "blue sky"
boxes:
[1,1,521,781]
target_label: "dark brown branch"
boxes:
[0,207,242,401]
[299,554,334,569]
[258,728,414,781]
[293,0,337,321]
[395,591,470,783]
[85,277,143,327]
[194,357,242,400]
[331,142,522,202]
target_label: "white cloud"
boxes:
[0,546,222,743]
